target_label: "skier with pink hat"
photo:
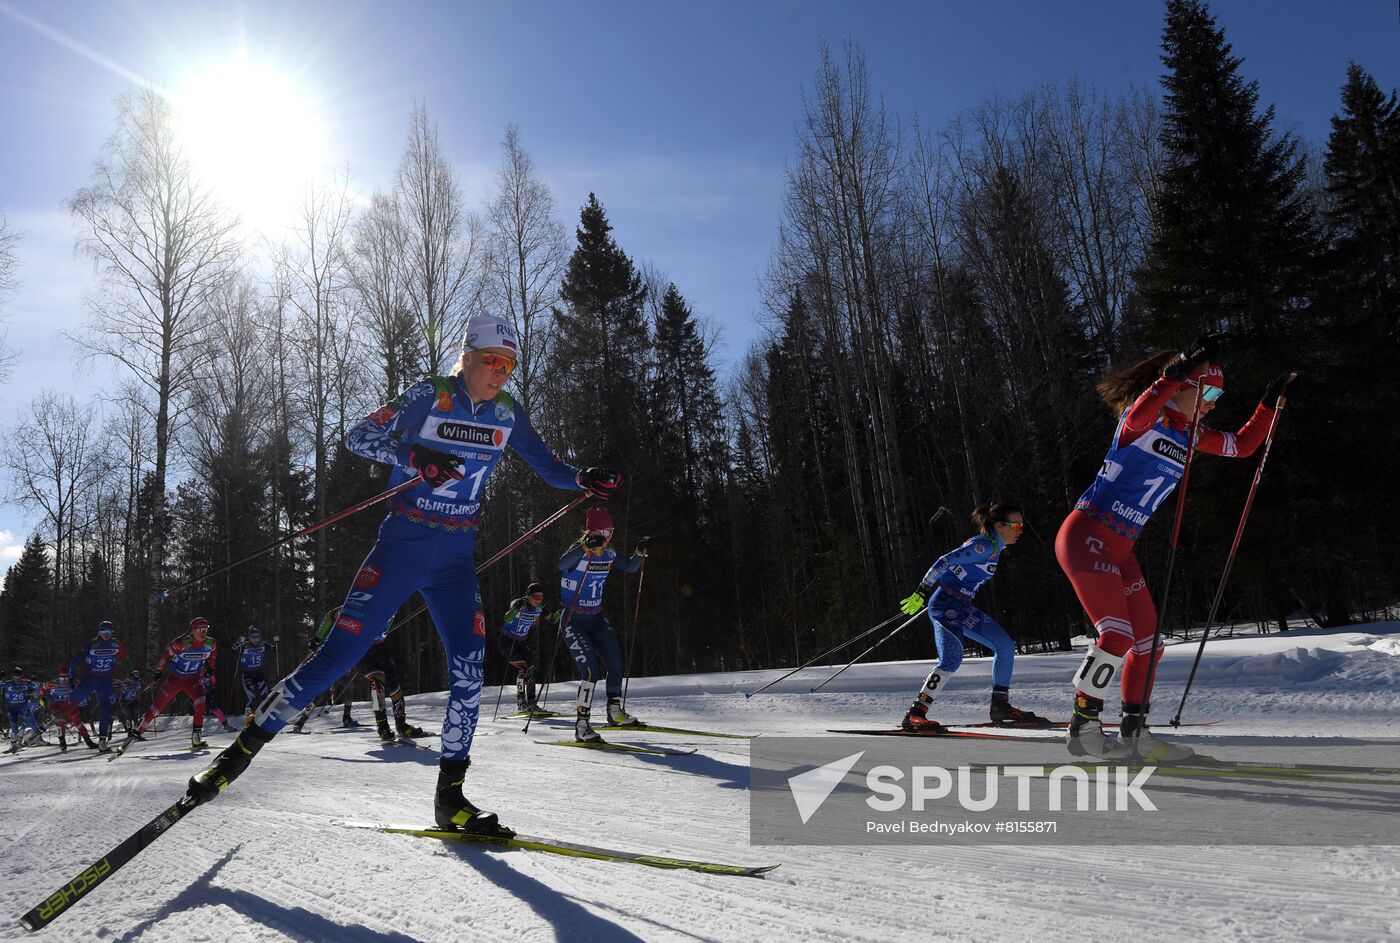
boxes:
[557,505,651,743]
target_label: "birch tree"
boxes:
[67,87,240,644]
[396,104,483,375]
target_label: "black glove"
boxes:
[408,444,463,488]
[583,533,608,550]
[153,668,164,683]
[1162,332,1230,381]
[635,536,652,555]
[576,467,622,500]
[1261,371,1298,408]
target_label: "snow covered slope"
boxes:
[2,623,1398,942]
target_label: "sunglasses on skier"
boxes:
[1200,386,1224,403]
[476,352,516,377]
[995,520,1025,532]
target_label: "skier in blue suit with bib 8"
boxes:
[188,314,621,836]
[897,503,1047,732]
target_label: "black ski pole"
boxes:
[620,555,646,712]
[1135,389,1205,714]
[157,476,424,600]
[479,494,589,571]
[808,612,926,693]
[492,639,515,721]
[745,612,905,698]
[526,558,586,733]
[1170,395,1288,726]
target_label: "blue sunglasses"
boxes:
[1201,386,1224,403]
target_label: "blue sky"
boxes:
[0,0,1396,571]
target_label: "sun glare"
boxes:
[169,58,329,233]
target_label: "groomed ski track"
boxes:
[2,624,1398,941]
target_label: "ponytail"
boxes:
[1098,350,1177,414]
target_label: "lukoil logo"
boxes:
[786,757,1158,822]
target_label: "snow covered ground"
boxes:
[3,623,1399,942]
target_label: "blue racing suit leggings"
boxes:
[926,590,1016,688]
[241,672,268,712]
[252,514,486,760]
[565,612,624,698]
[8,705,40,739]
[71,676,116,737]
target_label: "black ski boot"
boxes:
[989,691,1051,726]
[900,702,945,733]
[375,711,394,742]
[434,758,513,837]
[58,731,68,753]
[396,721,427,738]
[81,731,99,750]
[190,726,209,750]
[1066,694,1131,759]
[1119,703,1194,762]
[187,724,276,805]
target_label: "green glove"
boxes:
[900,591,928,616]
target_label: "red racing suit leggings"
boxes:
[49,700,88,733]
[140,674,206,729]
[1055,510,1162,704]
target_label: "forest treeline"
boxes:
[1,1,1396,712]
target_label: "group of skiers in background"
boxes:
[6,317,1295,839]
[4,621,276,754]
[4,546,637,757]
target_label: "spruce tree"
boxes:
[1137,0,1317,349]
[651,283,725,511]
[553,194,650,469]
[1325,63,1399,331]
[1315,64,1400,612]
[0,534,52,671]
[1132,0,1328,630]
